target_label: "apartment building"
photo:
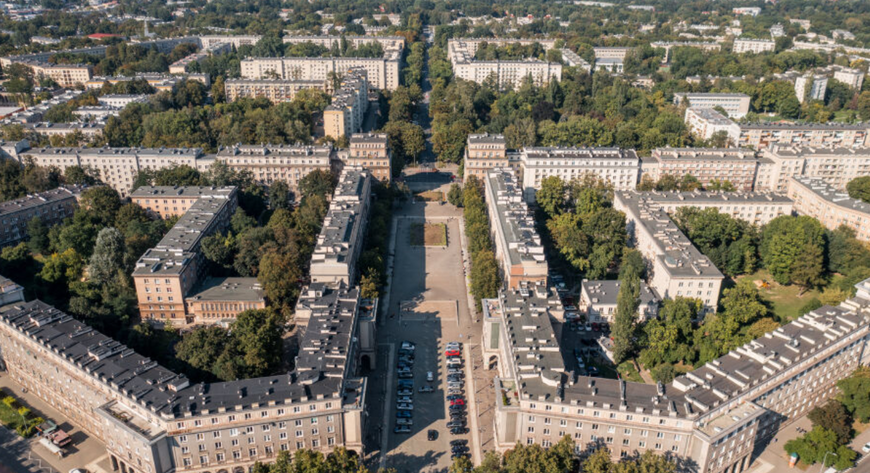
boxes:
[309,168,372,285]
[592,47,633,60]
[794,74,828,103]
[20,60,93,87]
[199,35,263,49]
[0,288,369,473]
[519,147,639,201]
[684,107,741,143]
[346,133,391,182]
[85,73,211,91]
[738,122,870,149]
[240,38,402,90]
[22,147,203,197]
[650,42,720,62]
[644,148,759,192]
[132,186,238,324]
[483,169,548,289]
[615,192,724,312]
[26,121,105,139]
[580,280,660,323]
[224,79,327,103]
[98,94,150,107]
[447,39,562,89]
[732,38,776,54]
[559,49,592,72]
[832,67,865,90]
[593,58,623,73]
[673,93,751,118]
[757,146,870,192]
[787,177,870,241]
[213,144,338,196]
[0,186,81,247]
[463,133,510,180]
[281,35,406,50]
[323,68,369,139]
[628,190,793,226]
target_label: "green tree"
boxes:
[447,183,463,207]
[298,170,335,199]
[88,227,127,284]
[613,270,640,364]
[536,176,565,217]
[838,366,870,422]
[470,250,500,305]
[269,181,291,210]
[785,426,857,470]
[26,217,49,254]
[847,176,870,203]
[809,400,853,445]
[760,215,826,288]
[78,186,122,226]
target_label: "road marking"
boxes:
[464,343,482,466]
[378,343,396,470]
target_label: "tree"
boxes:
[78,186,122,226]
[88,228,127,284]
[847,176,870,203]
[232,308,285,378]
[447,184,463,207]
[26,217,49,254]
[838,366,870,422]
[760,215,826,288]
[785,426,857,470]
[536,176,565,217]
[298,170,335,199]
[619,248,645,280]
[809,400,853,445]
[470,250,500,305]
[269,181,290,210]
[613,271,640,364]
[211,76,226,104]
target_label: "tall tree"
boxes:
[613,271,640,363]
[88,227,127,284]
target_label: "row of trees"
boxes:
[459,177,501,309]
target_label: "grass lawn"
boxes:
[410,222,447,247]
[415,190,443,202]
[0,389,41,437]
[617,361,644,383]
[735,269,825,321]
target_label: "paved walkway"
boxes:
[0,374,111,473]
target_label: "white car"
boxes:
[397,403,414,411]
[397,396,413,404]
[863,442,870,453]
[427,371,434,381]
[585,323,593,332]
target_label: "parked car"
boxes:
[447,382,463,390]
[451,399,465,406]
[447,374,463,382]
[447,388,463,396]
[419,386,435,393]
[427,371,434,381]
[447,394,463,401]
[445,349,460,357]
[398,372,414,379]
[585,323,593,331]
[447,420,466,429]
[397,410,412,418]
[450,427,468,435]
[427,430,438,441]
[398,379,413,387]
[397,403,414,410]
[397,396,413,404]
[396,418,413,426]
[394,425,412,434]
[451,440,468,446]
[398,389,413,397]
[401,341,415,351]
[448,367,463,375]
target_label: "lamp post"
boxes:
[820,451,838,473]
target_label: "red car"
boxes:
[450,399,465,406]
[445,349,461,357]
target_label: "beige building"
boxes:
[615,191,724,312]
[281,35,406,50]
[0,186,81,247]
[482,277,870,472]
[738,122,870,149]
[732,38,776,54]
[644,148,760,192]
[184,277,267,324]
[25,121,105,139]
[592,46,633,60]
[22,60,93,87]
[832,67,865,90]
[309,168,372,285]
[224,79,327,103]
[673,93,751,119]
[212,144,338,196]
[787,176,870,241]
[756,146,870,192]
[483,169,548,289]
[683,107,741,143]
[0,287,369,473]
[323,68,369,140]
[580,279,660,323]
[241,37,402,91]
[132,186,238,324]
[346,133,391,182]
[448,39,562,89]
[629,190,793,226]
[519,147,640,201]
[463,133,510,180]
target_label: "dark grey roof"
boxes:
[790,177,870,214]
[0,186,81,216]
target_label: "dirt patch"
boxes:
[415,190,444,202]
[410,222,447,246]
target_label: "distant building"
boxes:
[757,146,870,192]
[673,93,751,118]
[794,74,828,103]
[645,148,759,192]
[732,38,776,54]
[739,122,870,149]
[832,67,865,90]
[832,29,856,41]
[519,146,639,200]
[732,7,761,16]
[224,78,327,103]
[464,133,510,180]
[593,57,623,73]
[212,144,338,197]
[448,39,562,89]
[323,68,369,140]
[627,190,793,226]
[592,46,633,60]
[346,133,391,182]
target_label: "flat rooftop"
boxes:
[630,190,793,205]
[791,177,870,214]
[0,186,81,216]
[485,170,547,269]
[582,280,659,307]
[186,277,264,303]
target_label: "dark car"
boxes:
[451,440,468,446]
[449,405,466,412]
[447,395,464,401]
[397,410,412,418]
[427,430,438,441]
[446,420,466,428]
[450,427,468,435]
[452,446,469,454]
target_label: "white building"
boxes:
[684,107,740,143]
[519,147,639,201]
[833,67,865,90]
[732,38,776,54]
[447,39,562,89]
[794,74,828,103]
[674,93,752,118]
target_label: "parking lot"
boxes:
[365,198,478,473]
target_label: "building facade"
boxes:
[448,39,562,89]
[0,186,81,247]
[787,176,870,241]
[683,108,741,144]
[673,93,751,119]
[627,190,793,226]
[346,133,391,182]
[756,146,870,192]
[212,144,338,197]
[738,123,870,149]
[463,133,510,180]
[644,148,759,192]
[519,147,640,201]
[224,79,327,103]
[732,38,776,54]
[580,280,660,323]
[323,68,369,140]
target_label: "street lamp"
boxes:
[820,451,838,472]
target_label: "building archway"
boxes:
[488,355,498,371]
[361,354,373,370]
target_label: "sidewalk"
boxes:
[0,374,112,473]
